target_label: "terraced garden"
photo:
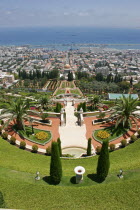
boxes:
[61,81,75,88]
[0,136,140,209]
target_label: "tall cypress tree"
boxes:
[50,142,62,184]
[82,102,87,112]
[87,138,92,156]
[57,137,62,157]
[96,140,110,181]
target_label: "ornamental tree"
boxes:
[50,142,62,184]
[96,140,110,181]
[57,137,62,157]
[87,138,92,156]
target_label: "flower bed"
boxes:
[97,130,110,139]
[93,126,128,143]
[17,126,52,145]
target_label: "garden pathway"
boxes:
[59,101,95,153]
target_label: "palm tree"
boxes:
[2,98,30,130]
[40,96,49,110]
[90,95,100,110]
[111,95,138,129]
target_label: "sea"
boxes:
[1,27,140,51]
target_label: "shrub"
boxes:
[97,140,110,181]
[35,131,48,141]
[32,144,38,153]
[10,136,16,145]
[62,154,74,157]
[121,139,127,148]
[2,132,8,140]
[96,146,101,155]
[0,127,2,134]
[137,130,140,137]
[97,112,106,120]
[54,103,62,113]
[130,135,137,143]
[20,141,26,149]
[41,113,49,121]
[103,105,109,111]
[87,138,92,156]
[46,146,51,155]
[26,128,32,137]
[97,130,110,139]
[0,120,4,125]
[50,142,62,184]
[109,144,115,152]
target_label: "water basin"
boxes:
[62,147,86,158]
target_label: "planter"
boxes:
[74,166,85,183]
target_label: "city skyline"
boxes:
[0,0,140,28]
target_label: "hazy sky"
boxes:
[0,0,140,28]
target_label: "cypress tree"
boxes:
[87,138,92,156]
[96,140,110,181]
[50,142,62,184]
[82,102,87,112]
[57,137,62,157]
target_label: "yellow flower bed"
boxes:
[97,130,110,139]
[35,131,48,141]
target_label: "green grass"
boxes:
[61,81,74,88]
[70,89,81,95]
[18,127,52,145]
[0,137,140,209]
[93,126,128,143]
[55,89,65,95]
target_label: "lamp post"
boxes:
[35,171,40,181]
[119,169,123,178]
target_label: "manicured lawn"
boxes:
[93,126,128,143]
[0,137,140,209]
[55,89,65,95]
[70,89,81,95]
[18,126,52,145]
[61,81,74,88]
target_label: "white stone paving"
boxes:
[59,101,95,153]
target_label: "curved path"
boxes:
[59,101,95,153]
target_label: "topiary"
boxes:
[10,136,16,145]
[96,140,110,181]
[32,144,38,153]
[2,132,8,140]
[96,146,101,155]
[137,130,140,137]
[121,139,127,148]
[50,142,62,184]
[130,135,137,143]
[20,141,26,149]
[109,144,115,152]
[87,138,92,156]
[57,138,62,156]
[46,146,51,155]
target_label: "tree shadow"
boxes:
[42,176,60,185]
[70,176,76,184]
[43,176,52,184]
[87,173,104,183]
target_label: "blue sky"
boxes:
[0,0,140,28]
